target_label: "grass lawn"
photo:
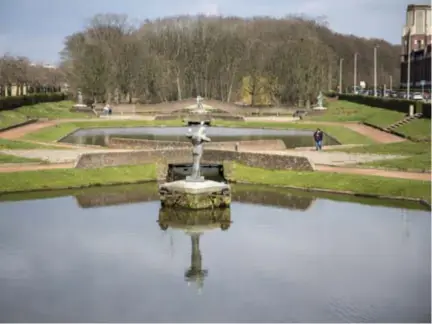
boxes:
[214,120,374,145]
[14,101,95,119]
[23,120,183,142]
[0,164,157,194]
[0,110,28,129]
[0,101,95,130]
[362,152,431,172]
[0,138,64,149]
[333,142,431,171]
[231,163,431,202]
[396,118,431,141]
[0,153,43,164]
[309,100,405,126]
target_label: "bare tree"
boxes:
[58,14,401,106]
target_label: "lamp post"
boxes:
[406,28,412,99]
[339,58,344,94]
[354,52,359,93]
[373,45,378,97]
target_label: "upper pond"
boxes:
[0,183,429,323]
[60,126,340,148]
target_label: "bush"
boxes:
[338,94,430,118]
[0,93,66,111]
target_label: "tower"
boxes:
[401,4,432,55]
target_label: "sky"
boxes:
[0,0,429,64]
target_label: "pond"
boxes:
[0,183,429,323]
[60,126,340,148]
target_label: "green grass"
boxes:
[0,101,95,130]
[333,142,431,171]
[214,120,374,145]
[0,110,28,129]
[23,119,183,142]
[309,100,405,126]
[15,101,95,119]
[0,138,64,149]
[362,152,431,172]
[0,153,43,164]
[0,164,157,194]
[314,99,430,141]
[232,163,431,202]
[335,141,429,155]
[396,119,431,141]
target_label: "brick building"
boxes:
[400,4,432,89]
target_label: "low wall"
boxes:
[109,138,190,150]
[154,113,245,121]
[108,138,287,151]
[75,148,314,171]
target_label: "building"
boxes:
[400,4,432,89]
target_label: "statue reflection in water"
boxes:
[158,208,231,293]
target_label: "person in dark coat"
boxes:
[313,128,324,151]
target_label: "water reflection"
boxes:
[60,126,339,148]
[0,186,429,322]
[74,183,316,211]
[158,208,231,293]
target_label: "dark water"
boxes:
[0,183,429,323]
[60,126,339,148]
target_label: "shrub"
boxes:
[0,93,66,111]
[338,94,430,118]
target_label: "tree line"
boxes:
[0,55,65,94]
[2,14,402,105]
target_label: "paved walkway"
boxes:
[239,148,404,166]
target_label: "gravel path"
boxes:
[238,149,404,166]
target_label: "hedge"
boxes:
[0,93,67,111]
[335,94,431,119]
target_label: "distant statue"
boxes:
[196,95,204,111]
[186,121,211,181]
[317,91,324,107]
[77,90,83,105]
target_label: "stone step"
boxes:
[384,113,423,131]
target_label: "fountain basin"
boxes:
[159,180,231,209]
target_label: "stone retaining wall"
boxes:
[75,147,314,172]
[108,137,287,151]
[154,114,245,121]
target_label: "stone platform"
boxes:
[159,179,231,209]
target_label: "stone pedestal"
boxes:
[72,103,90,111]
[159,180,231,209]
[313,106,327,111]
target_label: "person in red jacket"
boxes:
[313,128,324,151]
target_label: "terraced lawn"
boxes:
[334,142,431,172]
[309,100,406,127]
[0,153,43,164]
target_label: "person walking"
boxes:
[313,128,324,151]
